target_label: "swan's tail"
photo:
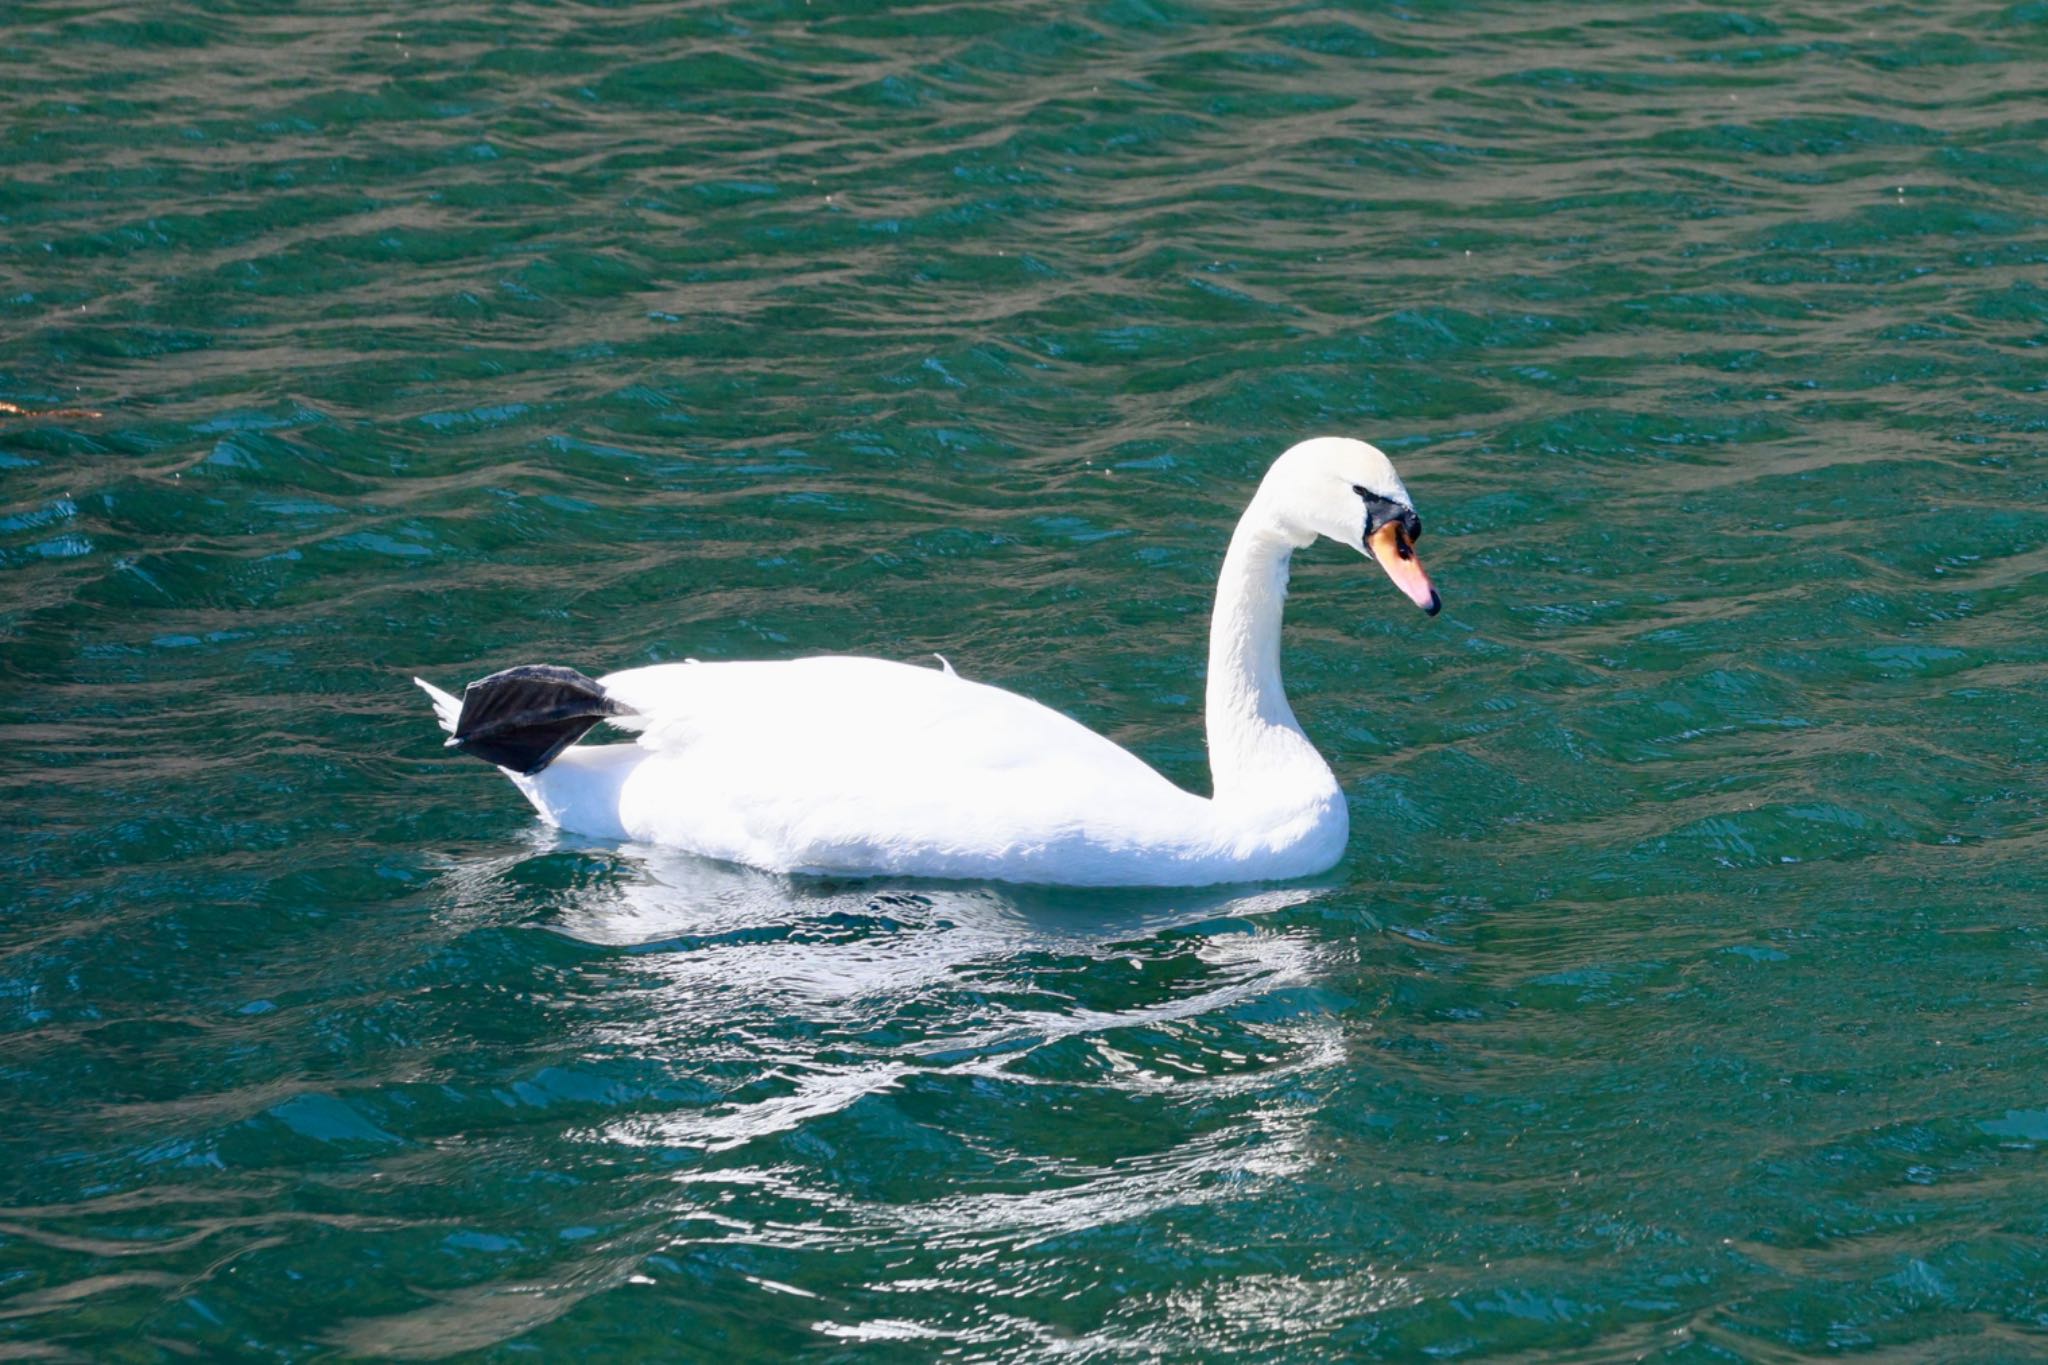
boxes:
[415,677,463,735]
[413,665,625,775]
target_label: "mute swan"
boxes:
[416,436,1440,887]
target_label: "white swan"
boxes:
[416,437,1440,887]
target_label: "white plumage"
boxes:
[417,437,1439,887]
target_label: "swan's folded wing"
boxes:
[600,655,1178,797]
[588,655,1218,878]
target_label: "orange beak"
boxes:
[1368,522,1441,616]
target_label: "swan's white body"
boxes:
[418,438,1438,887]
[492,654,1346,886]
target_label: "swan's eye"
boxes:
[1354,486,1421,547]
[1394,529,1414,561]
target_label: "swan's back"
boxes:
[607,657,1142,774]
[577,656,1228,883]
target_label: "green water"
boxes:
[5,0,2048,1358]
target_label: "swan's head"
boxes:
[1262,436,1441,616]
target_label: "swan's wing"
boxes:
[600,656,1171,792]
[593,656,1204,871]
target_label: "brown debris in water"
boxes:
[0,399,103,420]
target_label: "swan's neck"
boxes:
[1204,501,1340,812]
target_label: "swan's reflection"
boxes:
[544,837,1326,952]
[401,836,1385,1353]
[432,828,1358,1117]
[437,834,1341,1142]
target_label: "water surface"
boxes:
[4,0,2048,1358]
